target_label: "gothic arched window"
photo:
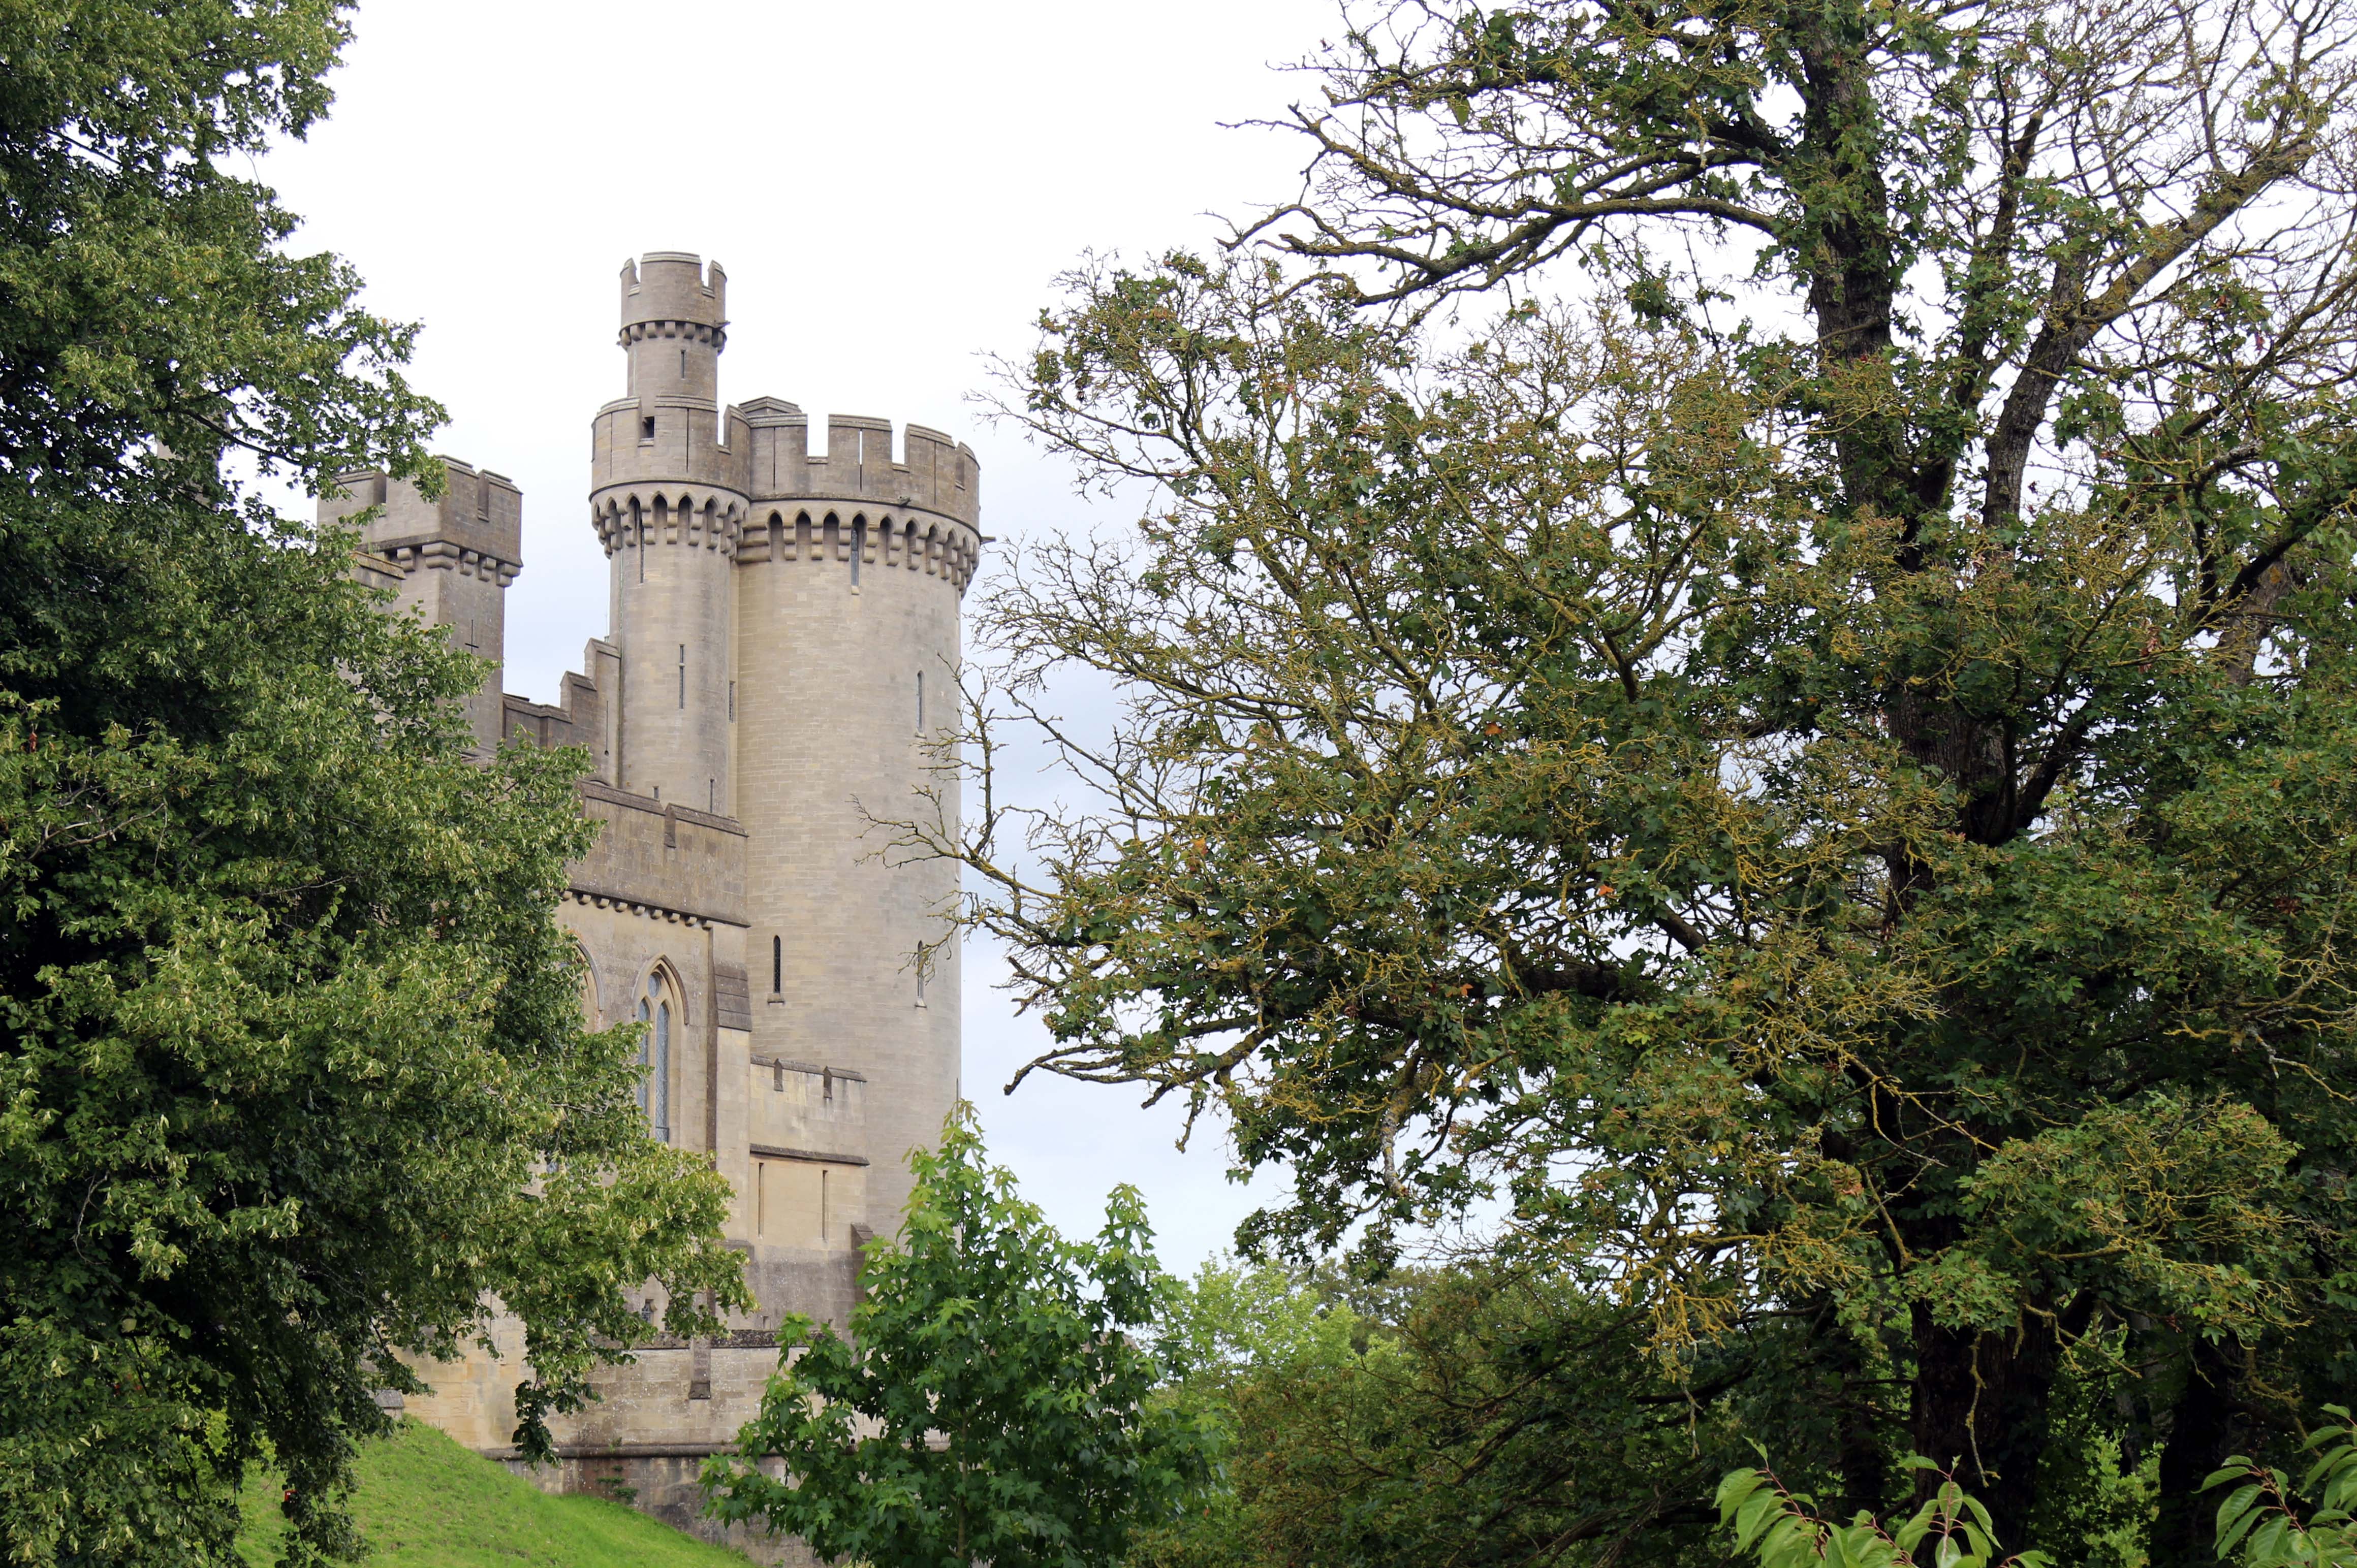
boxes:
[638,974,673,1143]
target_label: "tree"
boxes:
[1133,1260,1758,1568]
[890,0,2357,1558]
[705,1110,1219,1568]
[0,6,749,1564]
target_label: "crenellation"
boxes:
[324,458,524,570]
[621,252,727,333]
[740,410,981,532]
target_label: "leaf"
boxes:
[1736,1486,1788,1550]
[2217,1496,2267,1557]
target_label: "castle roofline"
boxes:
[737,396,805,427]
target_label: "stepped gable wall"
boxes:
[500,640,623,785]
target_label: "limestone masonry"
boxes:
[323,253,981,1558]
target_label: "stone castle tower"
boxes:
[325,253,983,1556]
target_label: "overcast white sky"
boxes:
[255,0,1354,1271]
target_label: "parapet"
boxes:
[621,252,726,342]
[322,458,523,579]
[570,779,748,931]
[738,404,981,529]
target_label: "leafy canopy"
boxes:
[0,5,748,1565]
[885,0,2357,1556]
[706,1110,1219,1568]
[1130,1260,1769,1568]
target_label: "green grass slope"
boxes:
[235,1418,752,1567]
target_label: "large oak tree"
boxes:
[897,0,2357,1560]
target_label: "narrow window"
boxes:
[915,669,924,734]
[677,644,686,709]
[822,1067,834,1104]
[641,414,655,441]
[729,681,736,721]
[756,1160,766,1238]
[771,935,782,995]
[679,346,687,379]
[708,778,715,812]
[851,520,865,588]
[635,999,651,1115]
[772,1060,783,1092]
[653,997,672,1142]
[820,1168,829,1244]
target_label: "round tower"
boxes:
[734,401,983,1237]
[591,253,748,815]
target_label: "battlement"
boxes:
[739,407,981,529]
[621,252,726,341]
[323,458,523,575]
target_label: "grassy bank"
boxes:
[234,1418,752,1566]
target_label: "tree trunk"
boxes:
[2150,1336,2240,1568]
[1827,1306,1895,1523]
[1910,1309,2062,1552]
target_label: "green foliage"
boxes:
[1717,1460,2049,1568]
[2204,1406,2357,1568]
[895,0,2357,1554]
[0,0,435,492]
[1715,1409,2357,1568]
[1122,1262,1361,1568]
[0,5,750,1564]
[232,1418,751,1568]
[1130,1260,1775,1568]
[2023,1336,2161,1568]
[705,1110,1219,1568]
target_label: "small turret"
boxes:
[620,252,726,405]
[596,253,748,815]
[325,459,522,753]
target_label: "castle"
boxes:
[327,252,981,1555]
